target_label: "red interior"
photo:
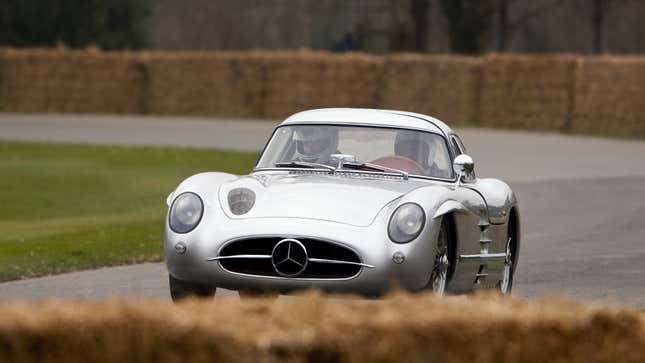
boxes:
[370,156,424,175]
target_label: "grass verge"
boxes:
[0,141,258,281]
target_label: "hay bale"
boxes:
[0,292,644,363]
[478,54,576,131]
[0,48,7,111]
[1,48,144,114]
[572,57,645,138]
[261,51,384,118]
[144,51,266,118]
[377,54,483,125]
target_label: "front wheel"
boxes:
[169,275,216,302]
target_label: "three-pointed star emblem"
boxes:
[271,239,308,277]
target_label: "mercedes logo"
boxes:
[271,238,308,277]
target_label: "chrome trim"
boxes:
[341,160,409,180]
[215,235,365,259]
[308,258,374,268]
[208,256,374,269]
[216,269,362,281]
[458,253,507,262]
[207,254,270,261]
[212,235,370,281]
[252,168,455,183]
[271,238,309,277]
[279,121,444,136]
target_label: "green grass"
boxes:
[0,141,258,282]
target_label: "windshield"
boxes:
[256,125,453,179]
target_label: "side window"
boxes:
[450,135,464,158]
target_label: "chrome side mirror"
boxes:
[453,154,474,188]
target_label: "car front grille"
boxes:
[216,237,365,279]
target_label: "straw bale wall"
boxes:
[572,57,645,138]
[1,48,645,138]
[143,52,265,118]
[378,54,482,125]
[0,292,644,363]
[260,52,383,118]
[477,55,577,131]
[0,48,143,114]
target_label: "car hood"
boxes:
[218,172,433,226]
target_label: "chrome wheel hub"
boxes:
[500,237,513,294]
[430,225,449,295]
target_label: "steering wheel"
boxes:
[370,156,424,175]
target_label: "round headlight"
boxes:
[388,203,426,243]
[169,192,203,234]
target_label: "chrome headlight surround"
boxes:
[169,192,204,234]
[388,202,426,243]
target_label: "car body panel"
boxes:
[164,108,520,295]
[217,172,430,226]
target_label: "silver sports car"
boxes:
[165,108,520,301]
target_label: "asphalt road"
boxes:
[1,113,645,307]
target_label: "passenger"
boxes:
[394,130,447,177]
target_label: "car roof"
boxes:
[280,108,453,136]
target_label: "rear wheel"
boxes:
[499,238,513,294]
[428,217,453,295]
[498,216,517,294]
[169,275,216,302]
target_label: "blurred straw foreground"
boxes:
[0,291,644,363]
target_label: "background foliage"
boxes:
[0,0,150,50]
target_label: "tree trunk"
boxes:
[592,0,607,54]
[497,0,509,51]
[410,0,431,52]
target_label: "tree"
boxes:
[0,0,150,50]
[439,0,496,54]
[410,0,431,52]
[592,0,608,54]
[495,0,566,52]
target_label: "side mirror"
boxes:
[453,154,474,187]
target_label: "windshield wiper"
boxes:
[341,161,409,179]
[275,161,335,172]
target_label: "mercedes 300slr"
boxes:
[164,108,520,301]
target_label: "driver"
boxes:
[292,127,339,164]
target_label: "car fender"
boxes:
[470,178,517,225]
[166,172,239,207]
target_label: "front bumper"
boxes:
[165,215,440,295]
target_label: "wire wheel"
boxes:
[430,218,450,295]
[499,237,513,294]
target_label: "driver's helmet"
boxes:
[394,130,431,167]
[292,126,338,163]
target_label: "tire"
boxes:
[427,216,454,295]
[169,275,216,302]
[498,217,517,294]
